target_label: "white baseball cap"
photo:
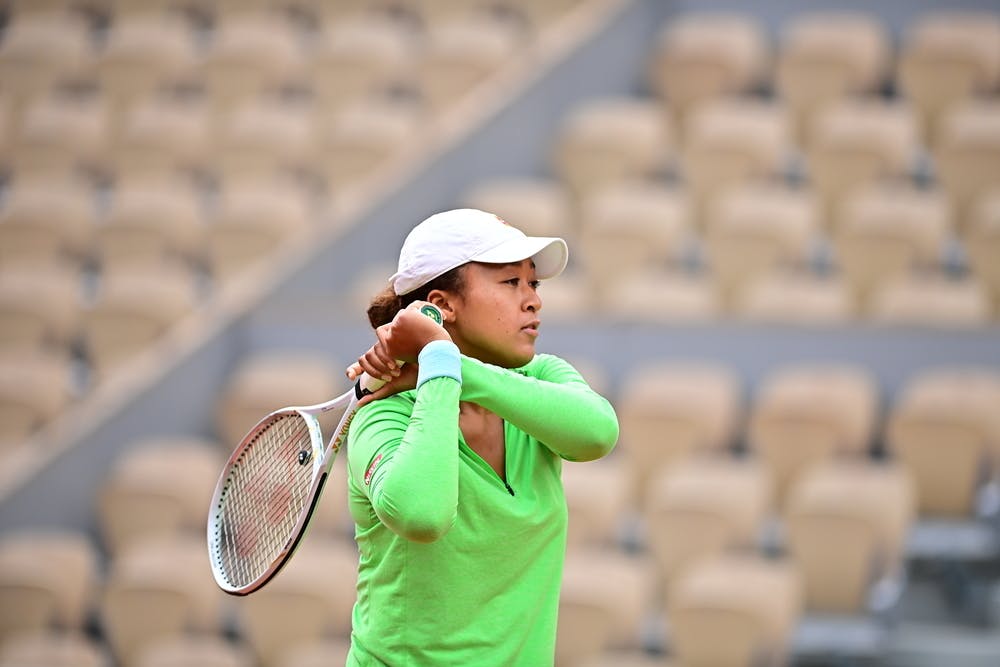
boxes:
[390,208,569,295]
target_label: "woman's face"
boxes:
[442,259,542,368]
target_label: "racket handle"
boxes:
[354,303,443,399]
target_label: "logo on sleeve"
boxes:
[364,454,383,486]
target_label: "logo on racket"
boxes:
[420,304,443,325]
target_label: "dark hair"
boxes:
[366,265,466,328]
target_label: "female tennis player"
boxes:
[343,208,619,665]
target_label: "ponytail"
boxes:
[366,265,466,329]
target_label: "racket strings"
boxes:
[211,412,317,589]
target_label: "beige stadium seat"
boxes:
[897,12,1000,145]
[134,635,253,667]
[0,266,81,353]
[644,456,771,597]
[597,269,720,325]
[416,17,521,112]
[206,177,312,281]
[96,437,223,556]
[681,99,791,219]
[0,531,99,644]
[666,553,801,667]
[869,272,992,329]
[703,181,819,307]
[97,176,206,272]
[272,637,352,667]
[202,14,306,117]
[315,98,423,191]
[562,458,631,550]
[551,97,671,202]
[214,351,339,450]
[235,537,357,667]
[833,182,951,309]
[736,270,854,326]
[933,99,1000,232]
[0,12,94,117]
[0,632,111,667]
[98,14,198,121]
[534,270,594,322]
[215,97,314,182]
[965,189,1000,313]
[502,0,585,31]
[784,461,914,614]
[81,265,198,379]
[112,95,212,178]
[310,16,416,117]
[10,91,109,178]
[100,536,227,667]
[748,363,878,507]
[805,99,919,223]
[0,350,74,442]
[647,13,769,126]
[886,368,1000,516]
[0,175,95,268]
[576,181,691,287]
[556,548,654,667]
[775,12,891,143]
[617,362,741,505]
[461,178,573,241]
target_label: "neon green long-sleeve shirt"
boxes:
[345,349,619,666]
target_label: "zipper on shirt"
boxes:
[503,480,515,496]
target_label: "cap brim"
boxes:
[472,236,568,280]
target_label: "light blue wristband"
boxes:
[417,340,462,389]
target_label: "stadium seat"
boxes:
[805,99,919,225]
[502,0,587,31]
[100,536,227,667]
[532,269,595,321]
[897,11,1000,145]
[869,272,992,329]
[9,91,109,178]
[0,631,111,667]
[134,635,253,667]
[681,98,791,220]
[235,537,357,667]
[644,456,771,597]
[616,362,742,505]
[833,182,951,310]
[97,176,206,272]
[308,16,416,117]
[556,547,654,665]
[784,460,914,614]
[272,637,352,667]
[965,188,1000,314]
[0,174,96,268]
[112,94,212,179]
[577,181,691,293]
[415,16,522,111]
[702,181,819,307]
[81,265,199,379]
[551,97,671,203]
[0,265,82,353]
[205,177,312,281]
[214,96,314,182]
[95,437,223,556]
[562,458,631,549]
[886,368,1000,516]
[933,99,1000,232]
[747,363,878,507]
[647,13,769,126]
[597,269,720,324]
[213,351,340,450]
[774,12,891,144]
[0,350,75,442]
[0,531,99,643]
[461,178,573,241]
[735,269,854,326]
[666,553,801,667]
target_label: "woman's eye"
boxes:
[529,280,541,290]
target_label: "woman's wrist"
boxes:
[417,340,462,389]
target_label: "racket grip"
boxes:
[354,303,443,399]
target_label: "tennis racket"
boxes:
[207,303,443,595]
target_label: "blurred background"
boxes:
[0,0,999,665]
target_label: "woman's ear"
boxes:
[425,289,456,323]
